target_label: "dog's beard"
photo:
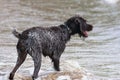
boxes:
[78,34,86,41]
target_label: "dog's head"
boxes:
[65,16,93,38]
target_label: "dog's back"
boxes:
[13,26,69,57]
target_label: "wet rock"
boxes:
[10,60,94,80]
[41,60,94,80]
[14,74,32,80]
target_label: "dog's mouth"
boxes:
[79,31,88,38]
[83,31,88,37]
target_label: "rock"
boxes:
[14,74,32,80]
[41,71,83,80]
[41,60,94,80]
[8,60,94,80]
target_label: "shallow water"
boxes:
[0,0,120,80]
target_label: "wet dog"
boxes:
[9,16,93,80]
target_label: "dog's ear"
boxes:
[75,17,87,24]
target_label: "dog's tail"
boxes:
[12,29,21,39]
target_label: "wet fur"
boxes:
[9,16,93,80]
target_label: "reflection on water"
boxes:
[0,0,120,80]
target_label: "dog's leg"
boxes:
[52,54,60,71]
[9,51,27,80]
[31,52,41,79]
[53,58,60,71]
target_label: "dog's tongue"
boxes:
[83,31,88,37]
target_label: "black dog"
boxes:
[9,16,93,80]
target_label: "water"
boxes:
[0,0,120,80]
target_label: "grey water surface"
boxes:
[0,0,120,80]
